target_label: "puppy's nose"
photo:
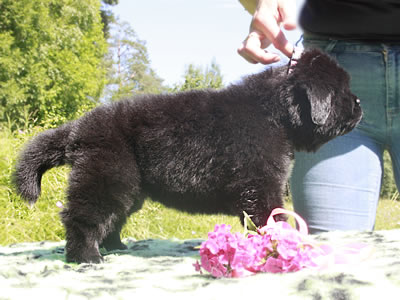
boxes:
[355,98,361,105]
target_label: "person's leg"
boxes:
[291,38,388,233]
[291,129,384,233]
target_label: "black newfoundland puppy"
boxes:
[15,49,362,263]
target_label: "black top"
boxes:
[299,0,400,40]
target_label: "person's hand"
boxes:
[238,0,297,64]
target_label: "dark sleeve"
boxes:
[300,0,400,40]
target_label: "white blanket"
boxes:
[1,230,400,299]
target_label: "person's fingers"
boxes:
[252,13,294,58]
[271,30,294,58]
[237,42,259,64]
[237,32,281,64]
[238,51,259,64]
[279,0,297,30]
[238,0,297,64]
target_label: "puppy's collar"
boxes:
[287,47,303,74]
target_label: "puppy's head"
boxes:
[286,49,362,152]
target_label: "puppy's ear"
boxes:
[291,49,339,124]
[304,84,332,125]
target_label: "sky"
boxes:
[112,0,306,86]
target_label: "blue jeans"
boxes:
[290,35,400,233]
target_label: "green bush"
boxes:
[381,151,399,200]
[0,0,107,129]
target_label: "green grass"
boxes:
[0,127,243,245]
[375,198,400,230]
[0,128,399,246]
[283,198,400,231]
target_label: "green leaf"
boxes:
[243,211,258,237]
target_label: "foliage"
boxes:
[381,151,399,200]
[103,20,165,102]
[100,0,119,38]
[0,127,65,243]
[0,0,107,129]
[172,61,224,92]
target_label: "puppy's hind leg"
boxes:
[62,149,141,263]
[100,193,145,252]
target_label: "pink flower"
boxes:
[195,208,372,278]
[197,224,260,277]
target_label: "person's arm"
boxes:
[237,0,297,64]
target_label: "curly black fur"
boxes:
[14,49,362,263]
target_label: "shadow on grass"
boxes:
[105,238,203,259]
[0,238,204,265]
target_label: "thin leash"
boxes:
[287,35,304,74]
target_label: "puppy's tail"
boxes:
[14,123,72,205]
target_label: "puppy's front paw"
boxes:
[84,254,104,264]
[101,241,127,251]
[66,250,104,264]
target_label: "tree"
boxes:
[103,20,165,102]
[100,0,119,38]
[172,61,224,92]
[0,0,107,129]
